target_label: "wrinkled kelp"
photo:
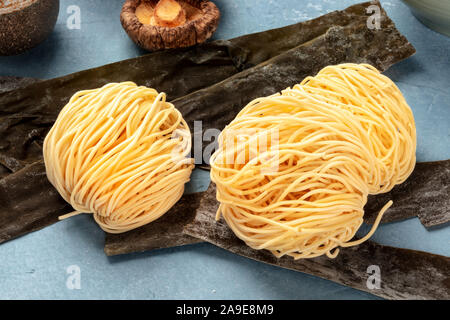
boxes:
[105,160,450,255]
[365,160,450,227]
[0,161,71,243]
[0,76,40,177]
[183,184,450,300]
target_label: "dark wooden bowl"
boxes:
[0,0,60,55]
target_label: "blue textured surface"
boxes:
[0,0,449,300]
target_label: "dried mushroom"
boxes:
[120,0,220,51]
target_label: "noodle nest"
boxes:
[44,82,194,233]
[210,64,416,259]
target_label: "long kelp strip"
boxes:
[173,5,415,157]
[0,77,40,177]
[0,1,382,173]
[0,161,72,243]
[105,159,450,256]
[183,184,450,300]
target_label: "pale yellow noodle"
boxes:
[211,64,416,259]
[43,82,194,233]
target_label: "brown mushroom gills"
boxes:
[135,0,202,27]
[135,2,155,25]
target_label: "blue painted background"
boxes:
[0,0,448,299]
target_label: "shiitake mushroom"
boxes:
[120,0,220,51]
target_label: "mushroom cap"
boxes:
[120,0,220,51]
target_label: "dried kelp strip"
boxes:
[365,160,450,227]
[164,162,450,226]
[107,159,450,255]
[183,184,450,300]
[173,7,416,158]
[0,161,72,243]
[104,192,203,256]
[0,2,418,246]
[224,1,379,70]
[0,1,380,171]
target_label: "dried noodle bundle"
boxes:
[211,64,416,259]
[44,82,194,233]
